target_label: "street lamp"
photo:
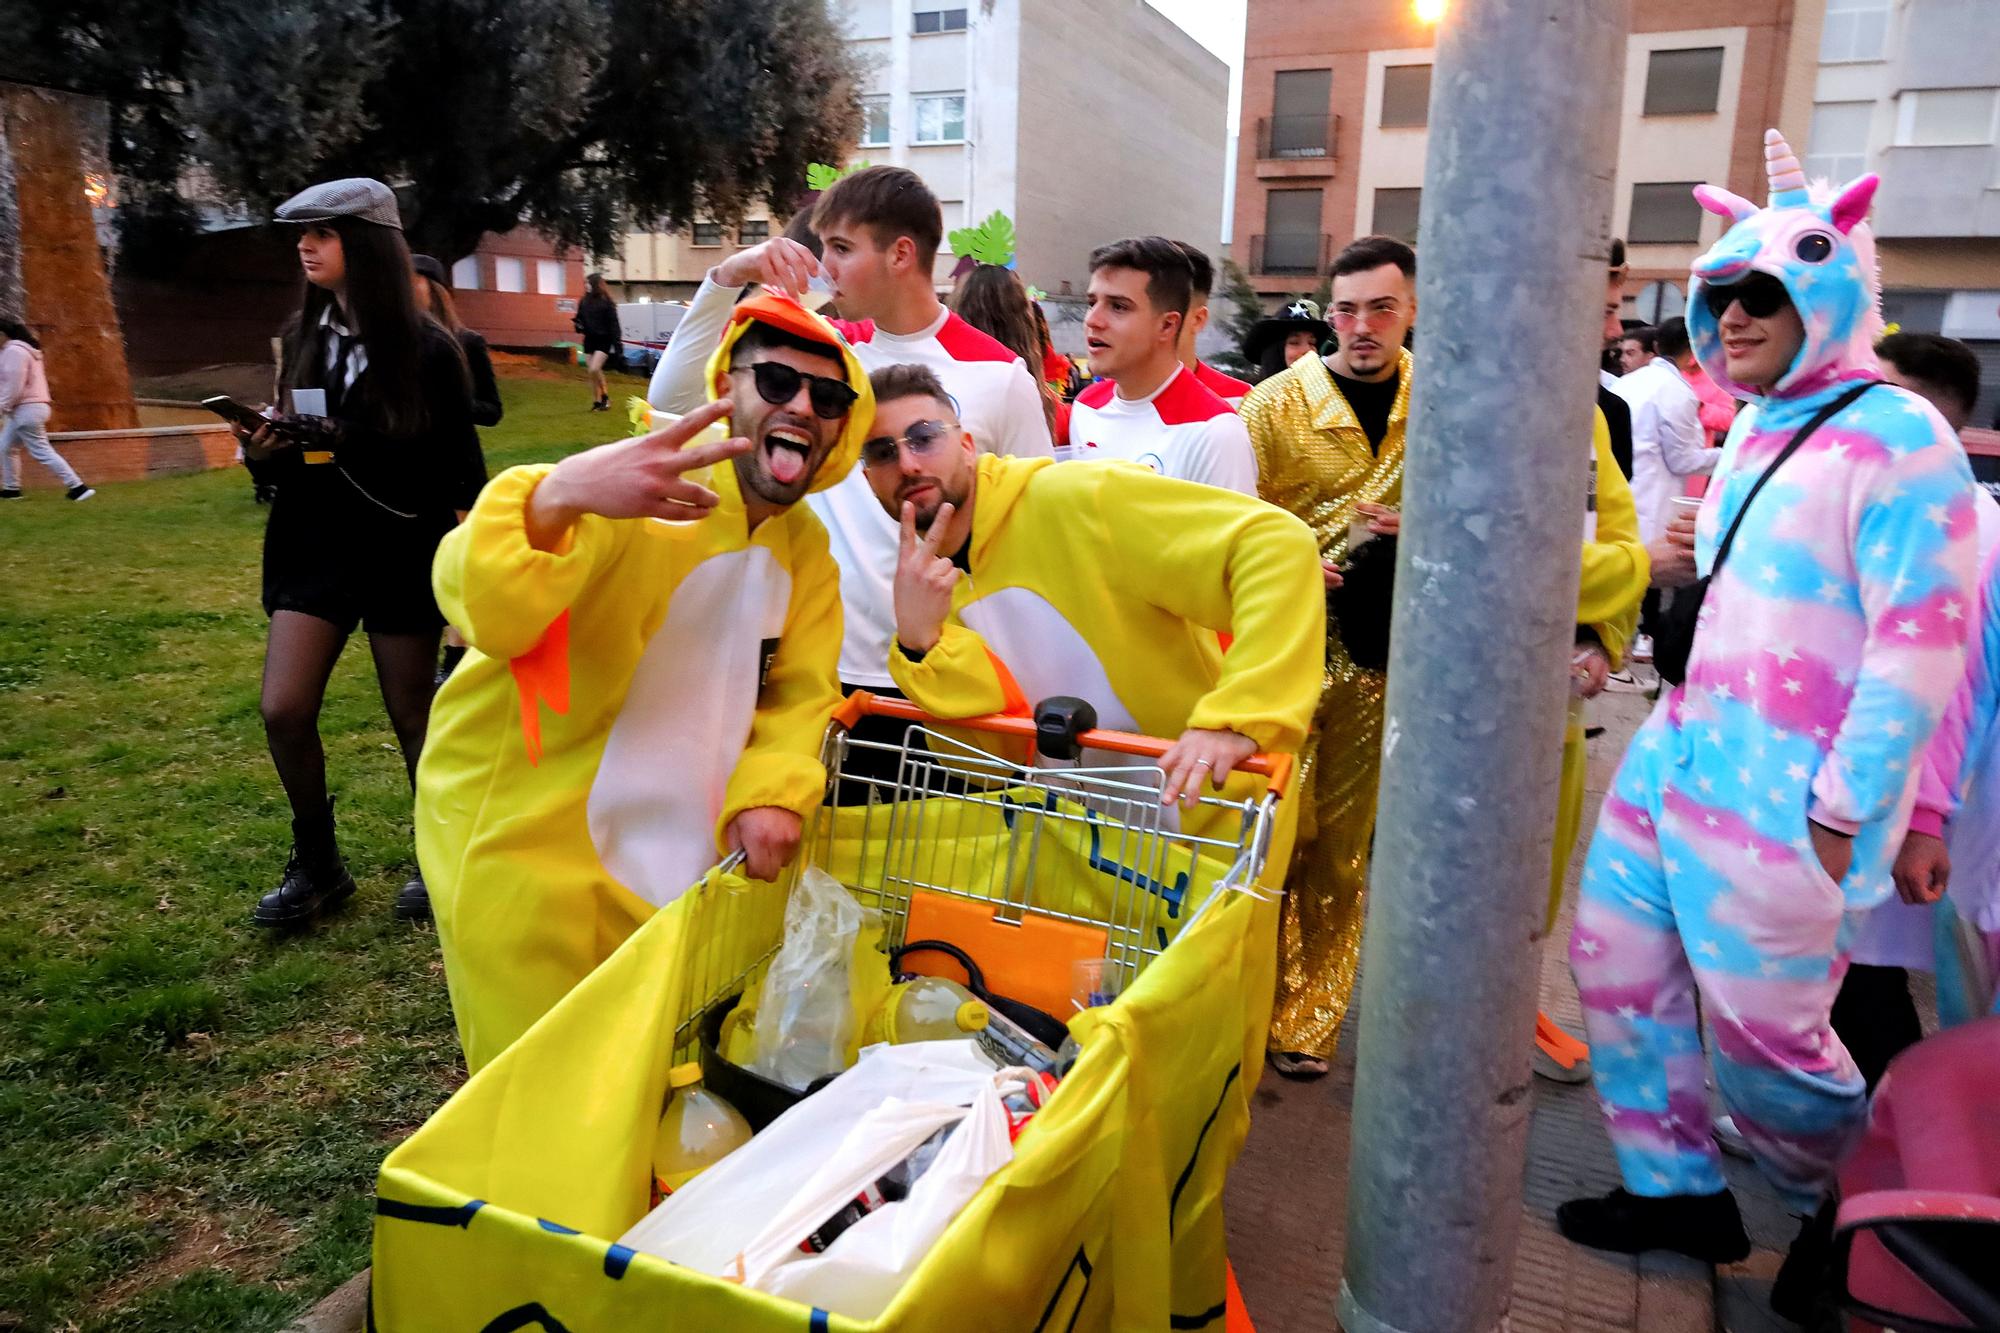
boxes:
[1416,0,1447,22]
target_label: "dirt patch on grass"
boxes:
[88,1206,298,1317]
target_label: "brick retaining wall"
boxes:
[19,423,239,490]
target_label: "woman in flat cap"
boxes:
[237,177,480,929]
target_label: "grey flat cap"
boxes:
[274,178,402,230]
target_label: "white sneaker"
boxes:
[1712,1113,1753,1159]
[1630,633,1654,663]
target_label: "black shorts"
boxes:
[582,337,620,358]
[262,514,449,636]
[264,567,444,636]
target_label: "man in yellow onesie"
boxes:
[861,362,1325,843]
[417,290,873,1072]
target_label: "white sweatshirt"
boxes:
[1064,365,1257,494]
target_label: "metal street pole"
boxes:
[1337,2,1628,1331]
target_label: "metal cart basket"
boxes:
[372,695,1297,1332]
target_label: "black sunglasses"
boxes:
[731,361,858,420]
[1701,273,1790,321]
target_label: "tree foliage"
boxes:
[1208,258,1267,376]
[1,0,862,263]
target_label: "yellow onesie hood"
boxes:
[702,288,874,494]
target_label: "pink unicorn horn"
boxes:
[1765,128,1808,207]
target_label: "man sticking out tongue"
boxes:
[417,290,872,1073]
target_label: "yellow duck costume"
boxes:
[1557,412,1649,923]
[417,292,872,1073]
[1243,348,1647,1063]
[885,452,1326,855]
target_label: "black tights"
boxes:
[260,610,440,828]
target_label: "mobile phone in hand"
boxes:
[202,396,270,432]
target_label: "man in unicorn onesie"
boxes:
[1558,131,1980,1272]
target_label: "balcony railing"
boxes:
[1256,115,1338,161]
[1250,233,1333,277]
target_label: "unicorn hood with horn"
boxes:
[1686,128,1882,401]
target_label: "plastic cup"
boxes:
[1071,958,1122,1013]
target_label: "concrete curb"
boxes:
[283,1269,368,1333]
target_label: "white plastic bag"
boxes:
[749,866,863,1090]
[757,1082,1014,1318]
[620,1041,1018,1286]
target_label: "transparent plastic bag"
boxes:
[749,866,864,1090]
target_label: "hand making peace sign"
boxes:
[893,499,961,656]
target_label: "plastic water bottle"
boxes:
[651,1063,752,1205]
[865,977,992,1045]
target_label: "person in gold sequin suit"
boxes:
[1240,236,1419,1078]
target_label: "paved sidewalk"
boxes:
[1226,671,1719,1333]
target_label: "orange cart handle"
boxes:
[831,691,1295,800]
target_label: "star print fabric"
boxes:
[1569,374,1977,1213]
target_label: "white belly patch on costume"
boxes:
[959,587,1177,827]
[588,546,791,906]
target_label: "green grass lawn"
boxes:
[0,365,651,1332]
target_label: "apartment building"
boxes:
[1802,0,2000,421]
[604,0,1228,302]
[1232,0,1816,314]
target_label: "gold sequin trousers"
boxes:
[1270,637,1385,1060]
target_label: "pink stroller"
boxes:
[1836,1016,2000,1330]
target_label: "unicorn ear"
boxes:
[1829,174,1880,234]
[1693,184,1757,223]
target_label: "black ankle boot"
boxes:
[394,869,431,922]
[1771,1197,1839,1325]
[252,806,357,928]
[1557,1187,1751,1263]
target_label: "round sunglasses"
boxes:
[861,418,956,469]
[730,361,859,420]
[1700,272,1790,322]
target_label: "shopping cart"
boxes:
[372,694,1296,1332]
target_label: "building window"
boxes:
[1806,101,1872,184]
[1373,188,1422,243]
[1259,189,1324,273]
[1628,182,1704,244]
[1643,47,1724,116]
[860,95,891,147]
[738,219,770,245]
[913,8,967,33]
[914,93,966,143]
[535,259,565,295]
[1268,68,1333,158]
[691,222,724,247]
[451,256,481,290]
[1896,88,1998,147]
[493,256,526,293]
[1380,65,1431,129]
[1821,0,1890,63]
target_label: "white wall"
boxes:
[833,0,1020,284]
[1012,0,1228,295]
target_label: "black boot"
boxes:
[1770,1197,1840,1326]
[1557,1187,1751,1264]
[394,869,431,922]
[252,805,357,928]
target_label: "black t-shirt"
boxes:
[1330,367,1400,453]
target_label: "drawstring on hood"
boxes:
[1686,128,1883,401]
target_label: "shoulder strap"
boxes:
[1712,380,1880,574]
